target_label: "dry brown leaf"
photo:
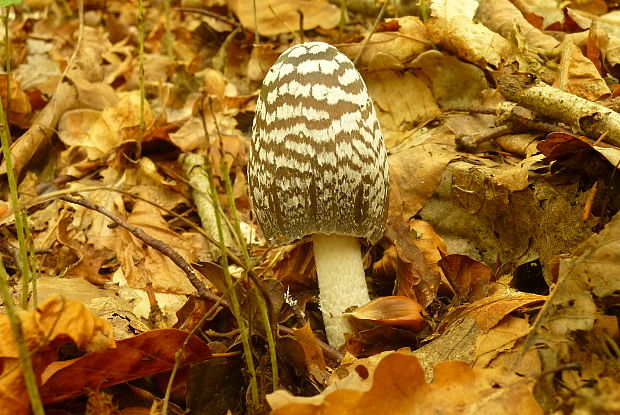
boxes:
[268,351,543,414]
[439,291,546,332]
[67,69,119,110]
[56,215,109,283]
[523,209,620,350]
[62,91,153,160]
[410,50,489,108]
[170,111,241,153]
[338,16,431,70]
[0,74,32,129]
[388,130,456,220]
[57,109,102,148]
[478,0,559,50]
[474,316,537,371]
[61,175,127,254]
[438,253,493,302]
[427,0,511,68]
[347,296,424,332]
[209,135,246,178]
[34,277,116,310]
[229,0,340,37]
[13,37,62,94]
[495,133,540,157]
[115,200,197,294]
[0,82,78,177]
[292,321,327,373]
[365,70,438,131]
[409,219,449,293]
[448,159,535,258]
[553,42,610,100]
[260,242,316,294]
[247,44,281,82]
[383,216,441,307]
[0,296,114,415]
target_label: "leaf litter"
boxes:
[0,0,619,414]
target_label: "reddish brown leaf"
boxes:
[292,322,326,371]
[0,296,114,415]
[381,216,440,307]
[438,254,493,302]
[348,296,425,333]
[40,329,211,404]
[537,132,597,166]
[0,74,32,128]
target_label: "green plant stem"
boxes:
[2,6,10,144]
[339,0,348,41]
[137,0,145,158]
[164,0,172,59]
[0,260,44,415]
[204,163,260,405]
[419,0,428,22]
[220,161,279,391]
[22,213,38,307]
[0,53,32,308]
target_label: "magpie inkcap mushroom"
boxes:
[249,42,389,347]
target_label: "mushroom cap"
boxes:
[248,42,389,246]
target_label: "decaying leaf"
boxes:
[347,295,424,332]
[268,351,543,414]
[229,0,340,36]
[438,291,545,332]
[427,0,511,68]
[438,253,493,303]
[0,296,115,415]
[338,16,431,70]
[523,210,620,352]
[39,329,212,404]
[381,216,441,307]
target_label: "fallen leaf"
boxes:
[292,321,326,372]
[427,0,511,68]
[522,209,620,350]
[348,296,424,332]
[338,16,431,71]
[0,296,114,415]
[229,0,339,37]
[40,329,212,404]
[439,291,546,332]
[438,254,493,303]
[553,42,610,100]
[268,351,543,414]
[382,216,441,308]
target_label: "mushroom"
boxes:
[248,42,389,347]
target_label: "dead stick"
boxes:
[59,195,220,304]
[497,74,620,147]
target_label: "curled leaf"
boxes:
[347,296,425,332]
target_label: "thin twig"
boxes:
[59,195,220,304]
[353,0,390,66]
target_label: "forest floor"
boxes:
[0,0,620,414]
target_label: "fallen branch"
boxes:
[497,74,620,147]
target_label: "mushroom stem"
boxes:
[312,233,370,347]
